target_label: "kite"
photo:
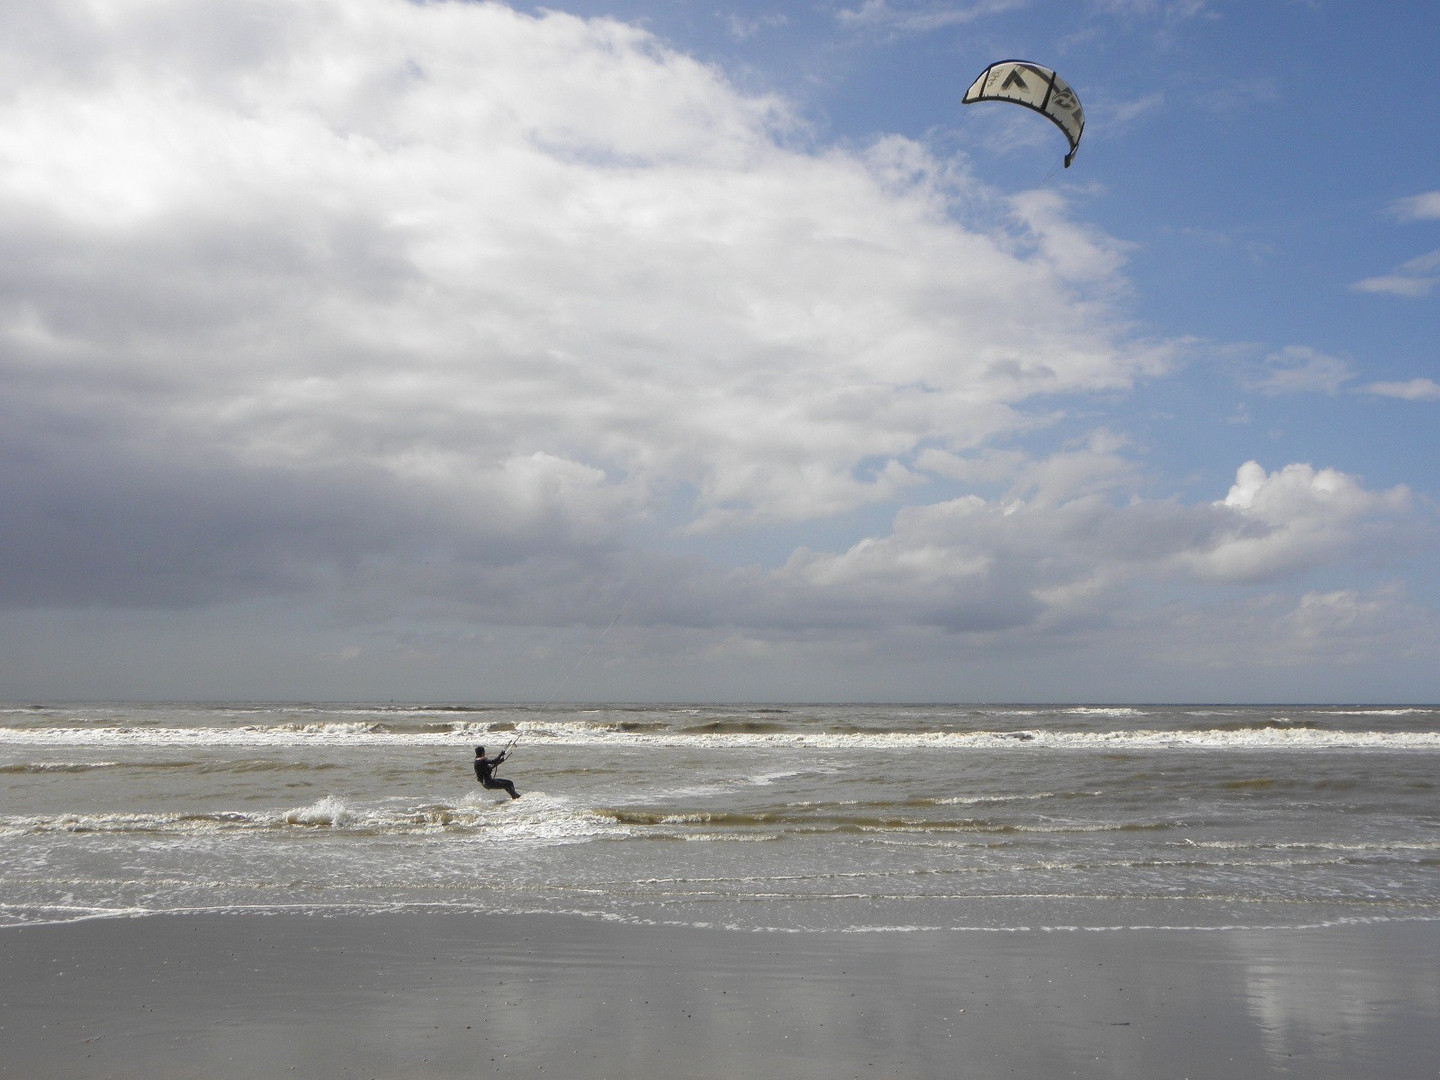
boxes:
[962,60,1085,168]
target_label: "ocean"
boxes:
[2,702,1437,933]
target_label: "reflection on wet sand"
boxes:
[3,914,1436,1080]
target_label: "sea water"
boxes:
[2,702,1437,932]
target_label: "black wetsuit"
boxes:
[474,752,519,799]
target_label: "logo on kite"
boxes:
[962,60,1085,168]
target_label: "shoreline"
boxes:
[3,912,1437,1079]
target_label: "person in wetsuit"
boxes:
[473,745,520,799]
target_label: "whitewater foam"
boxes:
[5,723,1438,751]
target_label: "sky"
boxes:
[1,0,1438,703]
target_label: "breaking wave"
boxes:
[4,724,1438,751]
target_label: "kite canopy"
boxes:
[962,60,1085,168]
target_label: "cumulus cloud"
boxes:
[739,459,1412,642]
[1179,462,1410,585]
[0,0,1160,619]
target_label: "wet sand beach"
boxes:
[3,913,1436,1080]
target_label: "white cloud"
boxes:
[1355,199,1440,295]
[1351,273,1436,298]
[1107,92,1167,132]
[1007,190,1135,288]
[0,0,1154,614]
[725,13,789,41]
[835,0,1028,34]
[747,458,1413,641]
[1178,461,1410,584]
[1352,248,1440,298]
[1090,0,1210,17]
[1248,345,1353,395]
[1390,191,1440,222]
[1359,377,1440,401]
[1279,587,1395,650]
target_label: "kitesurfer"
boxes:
[473,745,520,799]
